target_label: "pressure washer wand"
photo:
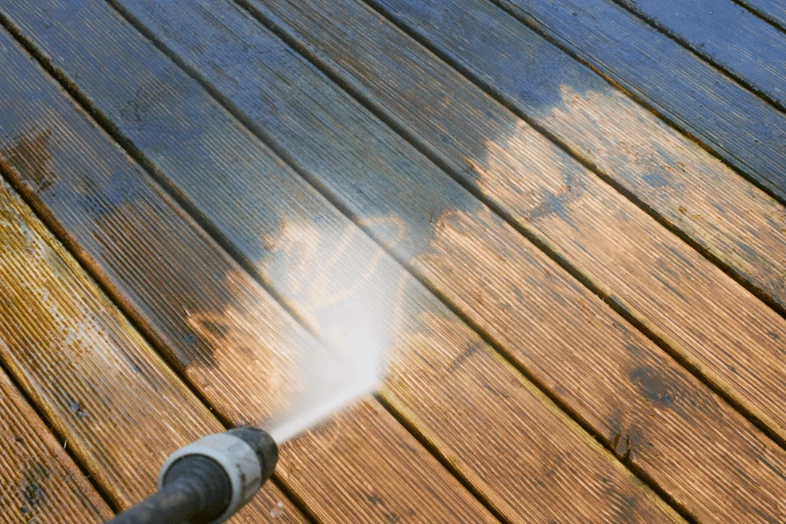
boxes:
[107,427,278,524]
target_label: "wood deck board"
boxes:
[0,0,783,521]
[612,0,786,110]
[0,19,496,524]
[0,365,112,523]
[0,172,303,522]
[486,0,786,202]
[240,0,786,447]
[367,0,786,314]
[736,0,786,32]
[66,0,786,521]
[0,1,683,521]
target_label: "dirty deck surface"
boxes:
[1,0,785,522]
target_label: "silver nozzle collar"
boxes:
[158,432,263,523]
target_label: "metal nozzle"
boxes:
[107,428,278,524]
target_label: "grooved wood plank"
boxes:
[737,0,786,32]
[0,24,494,524]
[0,177,303,522]
[365,0,786,313]
[0,1,682,521]
[0,366,112,523]
[239,0,786,447]
[484,0,786,201]
[83,0,786,521]
[615,0,786,109]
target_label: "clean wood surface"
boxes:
[0,366,112,523]
[0,175,303,522]
[0,1,683,521]
[736,0,786,32]
[485,0,786,201]
[367,0,786,313]
[613,0,786,109]
[0,21,496,524]
[75,0,786,521]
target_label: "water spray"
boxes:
[106,342,381,524]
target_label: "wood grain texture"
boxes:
[0,23,494,524]
[483,0,786,201]
[736,0,786,32]
[78,0,786,520]
[279,399,515,523]
[242,0,786,516]
[0,177,303,522]
[0,1,682,521]
[243,0,786,451]
[366,0,786,313]
[273,0,786,444]
[614,0,786,109]
[0,367,112,523]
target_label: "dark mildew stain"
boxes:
[611,431,634,462]
[198,319,230,338]
[68,399,87,419]
[525,172,584,231]
[447,340,482,373]
[630,367,675,408]
[365,493,384,506]
[18,459,50,516]
[359,491,404,523]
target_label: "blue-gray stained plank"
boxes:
[484,0,786,201]
[737,0,786,32]
[613,0,786,109]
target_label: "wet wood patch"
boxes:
[1,0,785,521]
[247,0,786,448]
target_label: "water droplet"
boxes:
[270,501,284,518]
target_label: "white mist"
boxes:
[258,219,397,444]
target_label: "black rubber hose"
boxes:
[108,455,232,524]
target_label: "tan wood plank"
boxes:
[363,0,786,313]
[0,26,495,523]
[0,368,112,523]
[0,171,305,523]
[0,1,691,521]
[70,0,786,521]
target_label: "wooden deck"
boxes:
[0,0,785,521]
